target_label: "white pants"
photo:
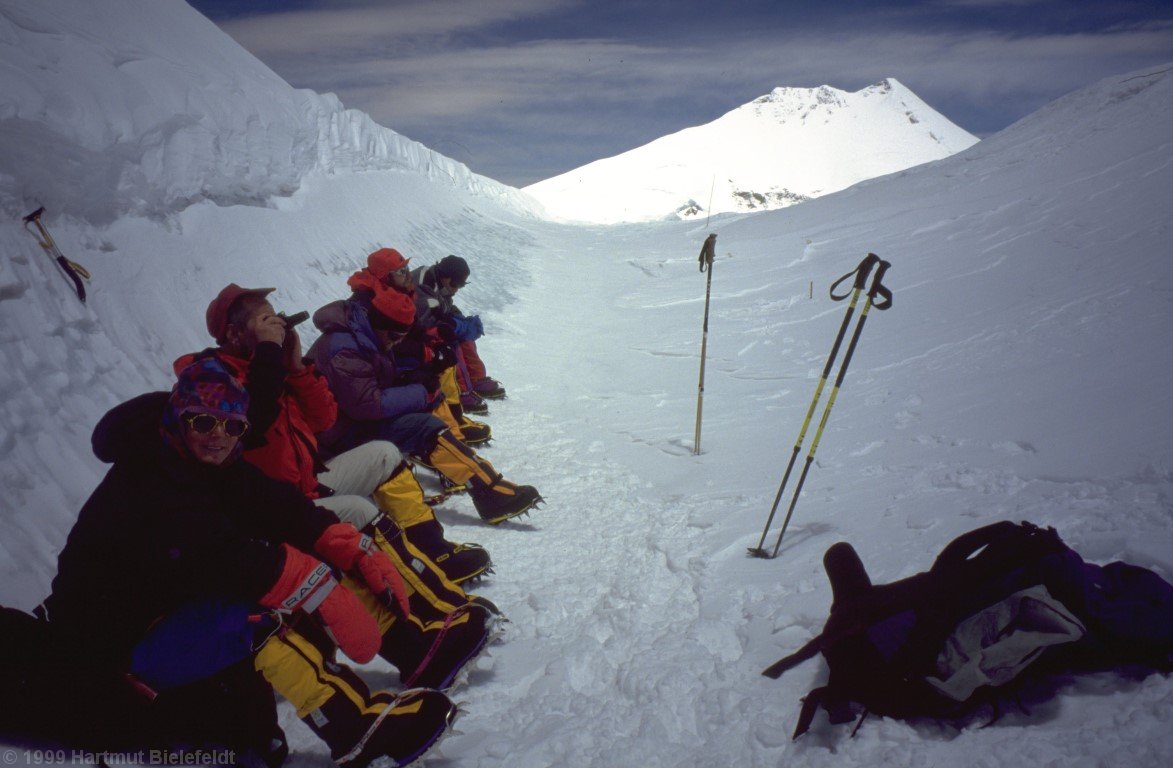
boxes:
[313,440,402,529]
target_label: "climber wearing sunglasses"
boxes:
[179,406,250,466]
[182,411,250,437]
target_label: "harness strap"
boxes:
[402,604,468,688]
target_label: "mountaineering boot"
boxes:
[432,400,471,444]
[473,377,507,400]
[439,368,491,445]
[467,476,542,525]
[461,390,489,415]
[425,430,542,524]
[342,689,458,768]
[306,688,456,767]
[373,463,493,584]
[378,603,494,690]
[449,401,491,446]
[456,419,491,446]
[409,518,493,584]
[353,517,495,635]
[254,628,454,767]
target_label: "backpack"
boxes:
[762,520,1173,738]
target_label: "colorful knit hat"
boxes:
[162,358,250,460]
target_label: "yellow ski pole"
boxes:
[748,254,884,558]
[762,258,892,559]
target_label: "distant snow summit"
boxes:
[524,79,979,224]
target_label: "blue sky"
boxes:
[187,0,1173,187]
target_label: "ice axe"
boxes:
[22,207,90,304]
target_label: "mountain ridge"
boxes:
[524,78,979,224]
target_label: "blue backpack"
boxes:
[763,521,1173,737]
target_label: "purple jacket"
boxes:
[306,299,427,449]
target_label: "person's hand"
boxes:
[315,523,411,617]
[354,545,411,617]
[282,326,305,373]
[431,345,456,371]
[253,313,287,347]
[436,318,457,343]
[259,543,381,663]
[403,366,440,392]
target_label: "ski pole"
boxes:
[763,258,892,559]
[748,254,880,558]
[693,233,717,455]
[22,207,90,304]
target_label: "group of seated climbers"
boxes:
[2,249,540,767]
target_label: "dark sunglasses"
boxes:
[183,412,249,437]
[382,266,411,284]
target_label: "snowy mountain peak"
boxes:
[747,80,914,120]
[525,78,978,224]
[747,84,847,116]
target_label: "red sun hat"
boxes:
[206,283,275,342]
[367,248,410,281]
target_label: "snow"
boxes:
[2,2,1172,767]
[0,0,535,224]
[524,79,979,224]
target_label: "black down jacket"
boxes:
[43,392,340,668]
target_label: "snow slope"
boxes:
[525,79,978,224]
[0,0,535,224]
[1,2,1171,766]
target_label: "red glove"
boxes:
[315,523,411,618]
[260,544,380,663]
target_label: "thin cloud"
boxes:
[316,23,1173,120]
[323,39,680,117]
[197,0,1173,184]
[218,0,584,57]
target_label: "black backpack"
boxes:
[763,521,1173,738]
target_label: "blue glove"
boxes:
[452,315,483,342]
